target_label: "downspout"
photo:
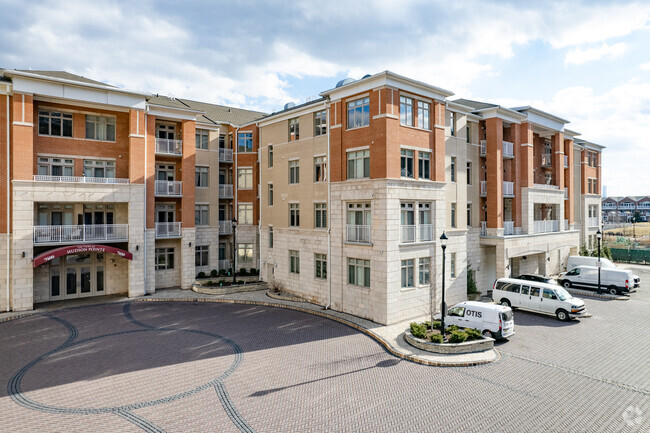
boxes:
[6,85,11,311]
[325,101,332,310]
[234,127,239,272]
[143,108,149,294]
[256,123,261,282]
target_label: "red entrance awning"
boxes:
[33,244,133,267]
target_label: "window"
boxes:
[268,227,274,248]
[418,152,431,180]
[238,203,253,225]
[196,129,209,150]
[347,150,370,179]
[38,157,74,177]
[451,203,457,228]
[449,112,456,136]
[400,97,413,126]
[451,157,456,182]
[466,124,471,143]
[315,253,327,279]
[467,204,472,227]
[466,162,472,185]
[315,203,327,228]
[289,203,300,227]
[195,205,209,226]
[347,97,370,128]
[314,110,327,136]
[448,306,465,317]
[401,259,414,287]
[314,156,327,182]
[195,245,209,267]
[268,184,274,206]
[419,258,430,285]
[348,258,370,287]
[289,250,300,274]
[288,118,299,141]
[238,243,253,264]
[86,115,115,141]
[401,203,415,242]
[450,253,456,278]
[237,132,253,152]
[543,288,555,299]
[417,101,430,129]
[39,111,73,137]
[268,145,274,168]
[237,168,253,189]
[401,149,414,178]
[83,160,115,178]
[196,166,209,187]
[218,134,226,148]
[155,248,174,270]
[289,160,300,184]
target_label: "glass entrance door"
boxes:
[50,253,106,300]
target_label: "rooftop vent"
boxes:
[284,102,296,110]
[362,74,371,79]
[335,78,356,88]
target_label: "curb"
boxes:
[566,289,629,301]
[133,297,500,367]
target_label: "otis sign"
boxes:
[33,244,133,267]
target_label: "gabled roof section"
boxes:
[255,98,326,126]
[148,95,266,126]
[452,98,498,111]
[511,106,570,126]
[14,70,113,87]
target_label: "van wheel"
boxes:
[482,329,492,338]
[562,280,571,288]
[556,309,570,321]
[608,286,619,295]
[500,299,511,307]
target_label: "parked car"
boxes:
[558,265,636,295]
[436,301,514,340]
[493,278,587,321]
[566,255,640,288]
[513,274,558,285]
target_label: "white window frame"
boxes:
[314,110,327,136]
[289,160,300,184]
[347,150,370,179]
[315,203,327,229]
[400,96,413,126]
[237,167,253,190]
[195,204,209,226]
[289,250,300,274]
[314,156,327,182]
[38,157,74,177]
[238,203,253,225]
[86,115,116,141]
[238,243,254,265]
[196,166,209,188]
[418,151,431,180]
[348,258,370,287]
[238,132,253,153]
[195,245,209,267]
[315,253,327,279]
[288,118,300,141]
[155,247,175,270]
[419,257,430,285]
[289,203,300,227]
[401,149,414,178]
[347,97,370,129]
[196,129,209,150]
[401,259,415,288]
[417,101,430,130]
[39,110,73,138]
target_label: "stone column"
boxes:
[486,117,503,233]
[432,102,446,182]
[564,138,574,225]
[552,132,564,190]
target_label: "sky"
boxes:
[1,0,649,196]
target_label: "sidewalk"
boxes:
[1,288,499,367]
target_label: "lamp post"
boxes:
[440,232,448,340]
[596,229,602,294]
[232,218,238,284]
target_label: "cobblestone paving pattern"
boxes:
[0,298,648,432]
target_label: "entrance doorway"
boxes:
[49,253,105,300]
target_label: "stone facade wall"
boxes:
[195,227,219,275]
[0,233,8,311]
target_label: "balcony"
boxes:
[155,180,182,196]
[588,217,599,228]
[541,153,552,167]
[564,219,569,230]
[533,220,559,234]
[480,221,487,236]
[480,181,487,196]
[564,155,569,168]
[219,221,233,235]
[564,188,569,200]
[419,224,433,241]
[503,221,516,236]
[34,224,128,244]
[219,184,234,199]
[480,140,487,157]
[503,141,514,158]
[219,148,233,163]
[503,181,514,198]
[155,138,183,156]
[401,225,415,243]
[346,224,371,244]
[155,222,182,238]
[533,183,559,190]
[34,175,129,184]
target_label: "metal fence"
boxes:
[610,247,650,264]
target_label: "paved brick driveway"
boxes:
[0,296,648,432]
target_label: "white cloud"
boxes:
[641,62,650,70]
[565,43,627,66]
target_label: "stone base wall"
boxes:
[154,238,181,289]
[0,234,8,311]
[195,227,220,275]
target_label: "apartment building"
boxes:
[602,196,650,224]
[0,70,263,312]
[256,72,603,325]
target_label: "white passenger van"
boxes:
[439,301,514,340]
[558,265,636,295]
[566,255,640,288]
[492,278,587,321]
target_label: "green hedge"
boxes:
[610,248,650,264]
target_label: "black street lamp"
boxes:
[440,232,448,340]
[596,229,602,294]
[232,218,238,284]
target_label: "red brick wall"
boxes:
[0,94,8,233]
[181,119,196,228]
[236,124,260,224]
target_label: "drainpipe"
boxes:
[325,101,332,310]
[234,127,239,272]
[143,108,149,294]
[6,85,10,311]
[257,123,261,282]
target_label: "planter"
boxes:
[192,281,267,295]
[404,330,494,354]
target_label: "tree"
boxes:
[467,261,479,295]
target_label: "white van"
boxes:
[566,255,640,288]
[492,278,587,321]
[558,265,636,295]
[438,301,514,340]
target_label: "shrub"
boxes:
[250,268,259,276]
[424,321,431,329]
[210,269,218,278]
[449,330,468,343]
[409,322,428,339]
[465,328,482,341]
[467,261,479,295]
[446,324,459,333]
[218,269,227,277]
[429,334,443,344]
[239,268,248,276]
[237,280,245,284]
[206,280,213,285]
[268,279,284,294]
[197,271,206,279]
[432,320,441,330]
